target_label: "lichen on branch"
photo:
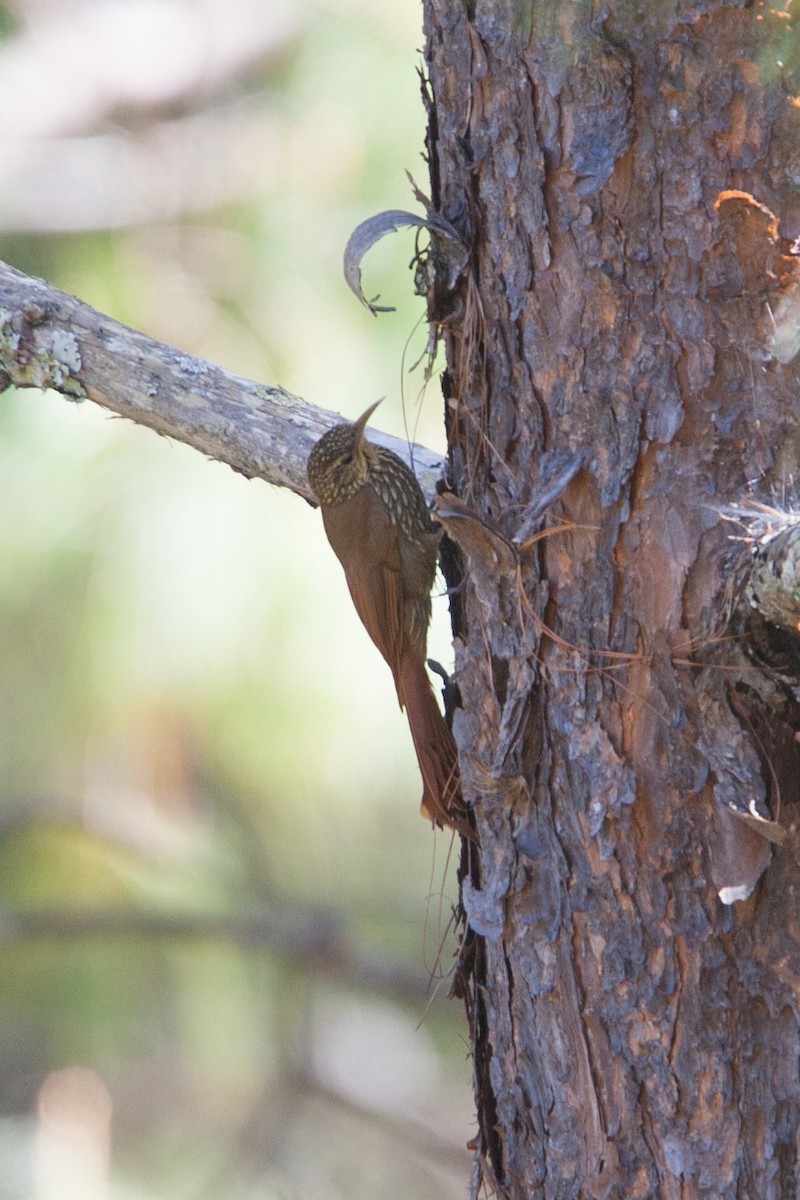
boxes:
[0,259,446,505]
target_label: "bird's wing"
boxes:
[321,486,405,703]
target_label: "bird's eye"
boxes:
[341,452,354,465]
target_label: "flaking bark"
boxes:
[423,1,800,1196]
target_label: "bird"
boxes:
[307,401,470,837]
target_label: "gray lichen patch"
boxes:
[176,355,209,376]
[0,316,85,401]
[50,329,82,375]
[0,309,20,353]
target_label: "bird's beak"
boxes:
[351,398,383,444]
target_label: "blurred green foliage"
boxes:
[0,2,470,1197]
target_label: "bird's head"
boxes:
[307,399,382,505]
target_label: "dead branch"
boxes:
[0,259,447,503]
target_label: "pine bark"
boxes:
[422,2,800,1196]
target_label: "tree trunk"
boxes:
[422,1,800,1196]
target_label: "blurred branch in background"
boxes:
[0,101,285,234]
[2,894,437,1004]
[0,0,301,232]
[0,792,470,1199]
[0,0,471,1196]
[291,1075,471,1175]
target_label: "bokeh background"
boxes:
[0,2,473,1197]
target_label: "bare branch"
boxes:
[0,259,447,503]
[2,904,433,1004]
[294,1074,472,1174]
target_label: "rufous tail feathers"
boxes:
[398,653,473,839]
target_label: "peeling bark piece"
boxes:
[713,191,782,280]
[343,207,467,315]
[698,690,787,849]
[462,875,506,940]
[709,189,800,361]
[710,802,772,905]
[434,492,518,608]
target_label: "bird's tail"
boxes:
[398,653,473,839]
